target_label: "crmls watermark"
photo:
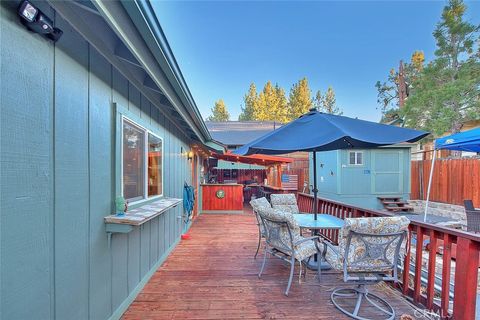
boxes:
[413,308,452,319]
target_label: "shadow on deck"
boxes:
[122,212,418,319]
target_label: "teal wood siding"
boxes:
[309,148,412,210]
[1,5,191,320]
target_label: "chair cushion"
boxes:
[324,216,410,272]
[250,197,272,235]
[257,207,309,256]
[271,194,299,213]
[294,239,318,261]
[250,197,271,210]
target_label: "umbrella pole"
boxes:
[313,151,318,220]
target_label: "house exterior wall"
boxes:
[309,147,411,210]
[1,3,191,319]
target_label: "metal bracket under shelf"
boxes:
[106,223,134,248]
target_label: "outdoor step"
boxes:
[382,201,410,205]
[386,206,414,212]
[378,197,402,201]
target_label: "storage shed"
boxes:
[309,145,414,210]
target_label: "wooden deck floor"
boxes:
[123,213,417,319]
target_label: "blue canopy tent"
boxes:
[424,127,480,221]
[234,109,429,219]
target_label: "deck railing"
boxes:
[297,192,480,319]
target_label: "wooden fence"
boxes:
[411,158,480,208]
[297,193,480,319]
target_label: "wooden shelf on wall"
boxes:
[105,197,182,227]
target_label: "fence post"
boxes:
[452,237,479,319]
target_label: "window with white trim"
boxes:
[348,151,363,166]
[122,117,163,202]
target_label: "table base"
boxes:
[305,255,331,270]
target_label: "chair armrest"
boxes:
[293,236,320,246]
[293,236,324,254]
[320,239,340,255]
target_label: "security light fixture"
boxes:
[18,0,63,42]
[187,151,194,161]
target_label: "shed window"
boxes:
[348,151,363,166]
[122,117,163,202]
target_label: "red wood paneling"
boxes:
[411,159,480,207]
[201,185,243,211]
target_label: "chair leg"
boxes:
[298,260,302,283]
[254,233,261,259]
[285,255,295,296]
[258,245,268,278]
[317,256,321,282]
[331,285,395,320]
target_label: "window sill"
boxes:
[127,195,163,209]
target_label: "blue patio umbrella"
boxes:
[234,109,429,219]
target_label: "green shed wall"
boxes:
[1,3,191,319]
[309,147,412,210]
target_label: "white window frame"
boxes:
[121,116,164,205]
[348,151,364,166]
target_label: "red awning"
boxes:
[211,152,293,166]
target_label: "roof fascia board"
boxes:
[89,0,209,142]
[123,0,210,138]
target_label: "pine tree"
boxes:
[314,88,343,115]
[255,81,277,121]
[239,83,257,121]
[288,77,312,120]
[402,0,480,135]
[206,99,230,121]
[313,90,322,110]
[273,84,289,123]
[376,50,425,114]
[321,87,343,115]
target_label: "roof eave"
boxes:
[91,0,211,142]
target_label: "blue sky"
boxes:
[152,1,480,122]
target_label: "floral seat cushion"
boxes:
[257,207,317,261]
[250,197,272,235]
[271,194,299,214]
[322,216,409,272]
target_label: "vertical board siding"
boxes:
[0,3,54,319]
[110,68,130,311]
[411,158,480,207]
[88,47,114,320]
[54,17,90,320]
[1,5,191,319]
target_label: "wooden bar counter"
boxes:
[201,183,244,213]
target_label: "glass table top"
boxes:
[292,213,345,229]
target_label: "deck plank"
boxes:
[122,213,417,319]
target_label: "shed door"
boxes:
[372,150,403,194]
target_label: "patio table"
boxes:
[292,213,344,270]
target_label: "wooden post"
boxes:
[426,229,437,310]
[402,228,412,296]
[453,238,479,319]
[413,227,424,303]
[441,234,452,317]
[277,164,282,189]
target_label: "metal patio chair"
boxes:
[250,197,272,259]
[257,206,321,296]
[464,200,480,233]
[319,216,409,320]
[271,193,300,214]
